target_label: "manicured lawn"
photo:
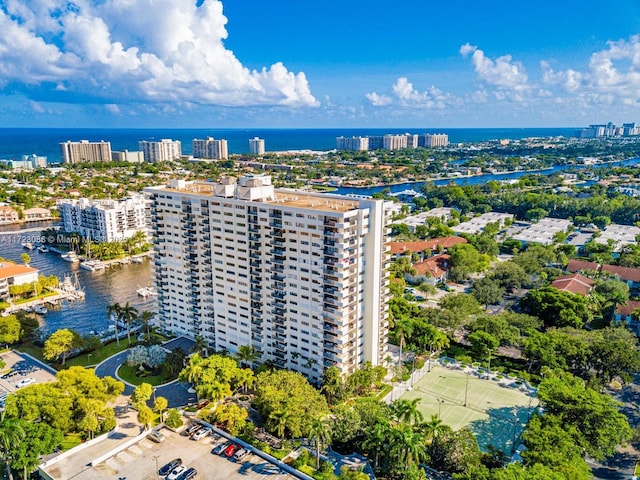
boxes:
[60,433,84,451]
[117,363,176,386]
[16,344,48,364]
[64,340,132,368]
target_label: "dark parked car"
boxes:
[178,467,198,480]
[158,458,182,476]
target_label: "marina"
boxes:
[0,223,155,335]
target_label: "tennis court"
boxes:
[400,365,539,453]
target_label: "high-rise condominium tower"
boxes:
[145,175,390,381]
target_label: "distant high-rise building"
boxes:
[383,134,408,150]
[249,137,266,155]
[423,133,449,148]
[405,134,419,149]
[368,136,384,150]
[336,136,369,151]
[112,150,144,163]
[139,139,182,163]
[60,140,112,164]
[193,137,229,160]
[145,175,391,382]
[623,123,640,136]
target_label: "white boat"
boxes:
[21,242,34,250]
[136,286,158,298]
[61,251,80,263]
[80,260,105,272]
[33,305,47,315]
[131,257,143,264]
[37,245,50,253]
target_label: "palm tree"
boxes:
[119,302,139,344]
[421,414,445,444]
[0,416,25,480]
[235,345,259,369]
[394,316,414,364]
[389,424,427,472]
[362,421,388,469]
[269,409,291,439]
[106,303,122,346]
[307,416,332,469]
[392,398,424,425]
[139,310,154,339]
[190,335,208,357]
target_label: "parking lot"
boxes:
[45,423,297,480]
[0,350,57,405]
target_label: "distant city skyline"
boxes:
[1,1,639,128]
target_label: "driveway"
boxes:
[94,337,197,408]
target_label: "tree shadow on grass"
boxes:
[467,405,532,454]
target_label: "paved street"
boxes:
[94,337,197,407]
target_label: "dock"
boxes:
[3,288,85,315]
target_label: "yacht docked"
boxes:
[80,260,105,272]
[61,251,80,263]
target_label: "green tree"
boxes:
[138,310,154,339]
[42,328,82,365]
[472,277,505,308]
[520,287,592,329]
[210,403,248,436]
[308,416,332,469]
[0,316,21,345]
[9,422,62,480]
[392,398,424,425]
[0,417,26,480]
[468,331,499,370]
[137,404,154,430]
[106,302,122,346]
[165,409,183,429]
[393,316,414,364]
[20,253,30,266]
[321,366,345,405]
[131,383,153,407]
[235,344,259,368]
[119,302,139,344]
[448,243,491,282]
[153,396,168,422]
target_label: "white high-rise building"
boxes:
[249,137,265,155]
[145,175,390,381]
[383,134,408,150]
[336,136,369,151]
[193,137,229,160]
[423,133,449,147]
[139,139,182,163]
[58,193,149,242]
[60,140,112,164]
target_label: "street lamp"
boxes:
[87,353,92,366]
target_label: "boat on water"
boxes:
[61,251,80,263]
[136,286,158,298]
[80,260,105,272]
[33,305,47,315]
[37,245,50,253]
[21,242,34,250]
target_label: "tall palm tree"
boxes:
[119,302,139,344]
[307,416,332,469]
[106,303,122,346]
[0,416,25,480]
[190,335,208,357]
[362,421,388,469]
[235,345,259,369]
[139,310,154,339]
[269,409,291,439]
[389,424,427,472]
[421,414,445,445]
[392,398,424,426]
[394,316,414,364]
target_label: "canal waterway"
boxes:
[0,222,154,336]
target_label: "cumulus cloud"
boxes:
[460,43,529,91]
[0,0,319,107]
[366,77,458,108]
[541,36,640,105]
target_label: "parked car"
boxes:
[212,442,229,455]
[233,448,249,461]
[166,465,187,480]
[224,444,240,457]
[196,399,210,410]
[15,377,35,388]
[185,423,202,436]
[178,467,197,480]
[148,429,166,443]
[191,427,211,441]
[159,458,182,476]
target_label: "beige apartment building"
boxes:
[145,175,390,381]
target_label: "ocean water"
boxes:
[0,127,579,163]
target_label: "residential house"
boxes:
[22,207,53,222]
[406,254,451,285]
[614,300,640,335]
[0,263,39,300]
[566,259,600,274]
[389,236,467,260]
[550,273,595,296]
[0,206,19,225]
[601,264,640,293]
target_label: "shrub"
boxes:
[165,409,183,429]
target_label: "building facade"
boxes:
[249,137,266,155]
[336,136,369,151]
[0,263,39,301]
[60,140,112,164]
[59,194,149,242]
[192,137,229,160]
[112,150,145,163]
[0,206,19,225]
[145,175,390,381]
[423,133,449,147]
[139,139,182,163]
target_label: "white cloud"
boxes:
[366,77,458,108]
[541,36,640,105]
[0,0,318,107]
[460,43,529,91]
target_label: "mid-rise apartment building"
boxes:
[145,175,390,381]
[383,135,408,151]
[139,139,182,163]
[60,140,112,164]
[59,193,149,242]
[193,137,229,160]
[249,137,265,155]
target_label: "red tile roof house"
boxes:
[565,259,600,274]
[406,254,451,286]
[615,300,640,335]
[550,273,595,296]
[389,237,467,261]
[601,264,640,292]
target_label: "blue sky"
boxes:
[1,0,640,128]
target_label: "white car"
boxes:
[15,378,35,388]
[166,465,187,480]
[191,427,212,441]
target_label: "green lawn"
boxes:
[117,363,176,386]
[60,433,84,451]
[64,340,131,368]
[16,344,48,364]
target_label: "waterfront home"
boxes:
[0,206,19,225]
[22,207,53,222]
[0,263,39,301]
